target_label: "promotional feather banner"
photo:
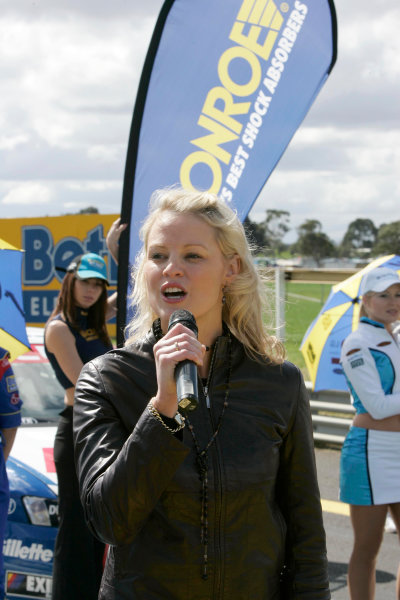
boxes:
[118,0,337,341]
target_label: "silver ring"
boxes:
[175,341,180,351]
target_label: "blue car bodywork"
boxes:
[4,457,58,599]
[3,328,63,599]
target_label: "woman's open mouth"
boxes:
[162,286,186,301]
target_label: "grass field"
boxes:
[274,282,332,378]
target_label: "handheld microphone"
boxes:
[168,309,198,412]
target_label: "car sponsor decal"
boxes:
[350,358,364,368]
[42,448,55,474]
[6,375,18,394]
[13,344,48,364]
[4,523,57,589]
[3,540,53,563]
[11,428,58,484]
[6,571,52,599]
[8,498,16,516]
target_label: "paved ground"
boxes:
[315,444,399,599]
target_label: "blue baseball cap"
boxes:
[73,253,109,284]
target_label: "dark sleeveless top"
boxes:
[45,308,112,389]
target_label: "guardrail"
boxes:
[305,383,354,445]
[283,267,358,284]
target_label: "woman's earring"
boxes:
[222,286,227,305]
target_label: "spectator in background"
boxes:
[340,266,400,600]
[0,348,22,600]
[44,218,126,600]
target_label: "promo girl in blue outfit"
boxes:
[0,348,22,599]
[44,219,125,600]
[340,266,400,600]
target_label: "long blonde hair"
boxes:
[125,187,285,364]
[359,297,371,320]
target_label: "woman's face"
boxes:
[143,211,239,336]
[362,283,400,327]
[73,277,104,309]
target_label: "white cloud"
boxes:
[66,181,121,192]
[87,146,121,163]
[0,15,153,148]
[2,182,53,205]
[0,0,399,246]
[0,134,30,150]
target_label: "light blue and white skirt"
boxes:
[340,426,400,505]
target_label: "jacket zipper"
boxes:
[201,339,218,409]
[200,340,224,598]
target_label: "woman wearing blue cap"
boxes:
[44,218,126,600]
[340,266,400,599]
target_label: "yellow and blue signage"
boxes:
[118,0,337,336]
[2,215,118,331]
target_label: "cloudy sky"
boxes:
[1,0,399,243]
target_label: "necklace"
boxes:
[151,318,232,580]
[152,318,163,341]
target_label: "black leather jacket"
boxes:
[73,329,330,600]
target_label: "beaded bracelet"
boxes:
[147,400,185,433]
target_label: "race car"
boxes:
[4,328,63,599]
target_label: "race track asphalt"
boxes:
[316,445,398,599]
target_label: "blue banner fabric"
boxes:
[118,0,337,340]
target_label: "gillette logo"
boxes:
[3,539,53,563]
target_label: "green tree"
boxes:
[243,216,267,251]
[294,219,336,266]
[262,209,290,256]
[372,221,400,255]
[78,206,99,214]
[63,206,100,216]
[340,218,377,257]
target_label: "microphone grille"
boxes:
[168,309,198,335]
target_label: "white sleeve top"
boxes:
[340,317,400,419]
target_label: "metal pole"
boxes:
[275,266,285,341]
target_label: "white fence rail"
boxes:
[305,383,354,445]
[270,267,358,444]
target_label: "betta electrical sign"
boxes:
[2,215,118,327]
